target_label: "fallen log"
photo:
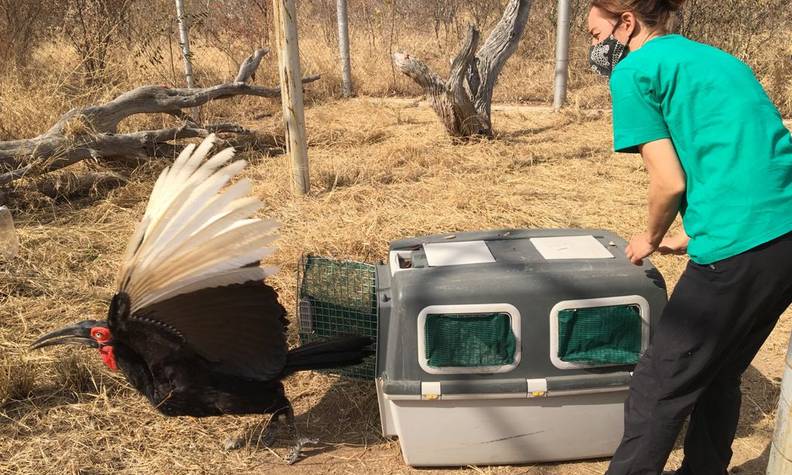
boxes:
[0,49,319,185]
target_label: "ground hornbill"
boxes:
[31,135,373,463]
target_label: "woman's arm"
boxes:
[625,138,687,265]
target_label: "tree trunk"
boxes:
[175,0,199,121]
[393,0,533,138]
[337,0,353,97]
[175,0,195,89]
[769,338,792,474]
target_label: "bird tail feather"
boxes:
[115,134,278,314]
[282,336,374,376]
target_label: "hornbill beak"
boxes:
[30,320,106,350]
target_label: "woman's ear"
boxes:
[616,11,638,42]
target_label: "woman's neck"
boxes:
[628,28,665,52]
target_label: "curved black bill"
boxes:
[30,320,105,350]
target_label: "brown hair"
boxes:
[591,0,685,33]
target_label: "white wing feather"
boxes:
[116,134,277,313]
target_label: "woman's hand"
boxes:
[658,232,689,255]
[626,232,658,266]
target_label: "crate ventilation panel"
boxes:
[557,304,643,366]
[424,312,516,368]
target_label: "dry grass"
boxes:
[1,100,788,474]
[2,12,789,143]
[0,5,790,472]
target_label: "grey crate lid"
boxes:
[390,228,628,269]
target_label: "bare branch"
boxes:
[0,50,320,186]
[235,48,270,83]
[34,171,128,199]
[392,52,446,96]
[44,75,321,136]
[0,124,253,186]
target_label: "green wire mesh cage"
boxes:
[297,255,378,379]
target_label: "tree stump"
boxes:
[393,0,533,138]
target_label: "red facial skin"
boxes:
[91,327,117,371]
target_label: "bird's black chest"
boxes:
[155,369,290,418]
[115,345,289,417]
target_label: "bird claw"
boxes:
[223,436,245,451]
[285,437,318,465]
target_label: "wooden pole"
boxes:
[769,338,792,474]
[336,0,353,97]
[272,0,310,195]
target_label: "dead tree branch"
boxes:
[394,0,533,138]
[0,49,320,186]
[235,48,270,83]
[43,75,320,137]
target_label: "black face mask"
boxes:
[589,34,629,77]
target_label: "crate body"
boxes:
[375,229,667,467]
[380,389,628,466]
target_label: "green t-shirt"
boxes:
[610,34,792,264]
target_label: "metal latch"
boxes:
[527,378,548,398]
[421,381,442,400]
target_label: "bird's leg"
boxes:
[223,406,318,463]
[284,406,319,465]
[223,414,282,451]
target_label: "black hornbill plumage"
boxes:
[31,135,373,462]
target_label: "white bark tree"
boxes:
[175,0,195,89]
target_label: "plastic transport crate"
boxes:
[298,229,667,467]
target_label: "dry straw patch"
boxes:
[1,100,787,474]
[1,2,790,471]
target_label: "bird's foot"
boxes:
[285,437,319,465]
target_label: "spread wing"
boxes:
[113,135,288,380]
[129,281,288,380]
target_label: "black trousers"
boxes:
[606,231,792,475]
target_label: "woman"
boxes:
[586,1,792,474]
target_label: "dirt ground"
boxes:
[1,99,789,474]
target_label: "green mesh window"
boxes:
[424,313,516,368]
[557,305,642,366]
